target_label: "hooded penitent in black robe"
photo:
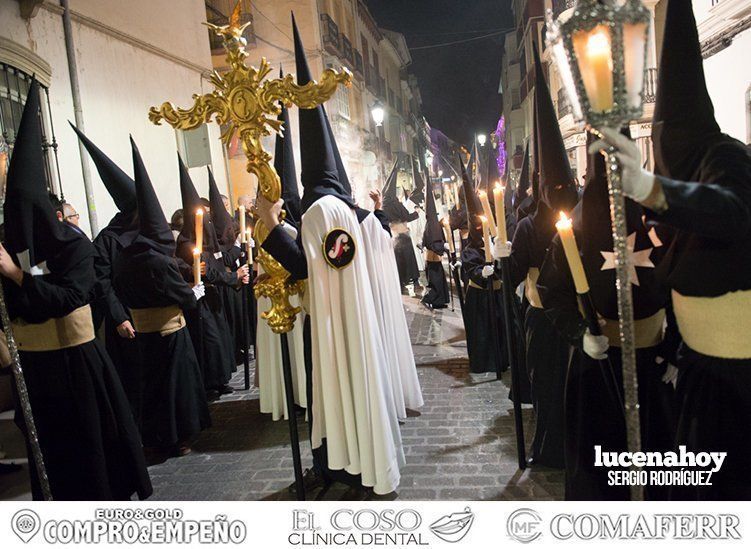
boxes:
[113,139,210,448]
[208,168,248,365]
[456,155,507,374]
[538,129,676,499]
[175,157,237,393]
[642,0,751,500]
[71,124,141,417]
[421,182,449,309]
[5,83,151,500]
[382,159,420,287]
[506,45,577,468]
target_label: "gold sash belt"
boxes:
[525,268,543,309]
[12,305,95,352]
[426,250,443,262]
[130,305,185,337]
[468,279,501,290]
[600,308,665,349]
[672,289,751,359]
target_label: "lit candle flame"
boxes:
[555,211,572,229]
[587,30,610,55]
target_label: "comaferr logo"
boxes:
[507,508,542,544]
[550,514,741,541]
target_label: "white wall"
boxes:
[702,30,751,144]
[0,0,229,238]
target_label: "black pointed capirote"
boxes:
[130,137,174,256]
[274,68,303,226]
[531,40,577,217]
[292,12,354,212]
[4,79,79,267]
[207,167,236,250]
[459,153,483,246]
[652,0,722,182]
[70,122,136,214]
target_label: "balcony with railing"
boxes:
[353,51,363,77]
[206,1,255,52]
[557,87,572,119]
[552,0,576,19]
[643,67,657,103]
[341,36,354,66]
[320,13,341,54]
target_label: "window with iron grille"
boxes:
[0,63,61,202]
[334,85,351,120]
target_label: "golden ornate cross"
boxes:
[149,3,351,333]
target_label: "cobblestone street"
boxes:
[0,295,564,501]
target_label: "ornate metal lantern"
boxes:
[547,0,650,128]
[546,0,651,501]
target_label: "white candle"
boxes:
[195,208,204,252]
[573,26,614,113]
[555,211,589,294]
[239,205,246,243]
[478,190,497,236]
[493,182,507,243]
[442,220,455,253]
[480,215,493,263]
[193,248,201,285]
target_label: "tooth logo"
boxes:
[11,510,40,543]
[430,507,474,543]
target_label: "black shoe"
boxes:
[341,485,370,501]
[219,384,235,395]
[287,468,328,494]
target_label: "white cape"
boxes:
[405,199,426,271]
[302,195,405,495]
[256,224,307,421]
[360,212,423,418]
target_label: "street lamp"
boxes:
[477,133,487,147]
[546,0,651,501]
[438,169,443,178]
[370,101,385,127]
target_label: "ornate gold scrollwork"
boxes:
[149,2,351,333]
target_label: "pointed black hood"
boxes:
[274,79,302,226]
[514,141,530,210]
[70,123,136,214]
[208,167,236,250]
[573,128,665,320]
[652,0,724,182]
[293,13,354,213]
[409,158,425,205]
[381,158,411,222]
[131,137,174,256]
[459,154,483,245]
[422,180,445,255]
[532,41,577,219]
[178,155,219,253]
[4,79,79,268]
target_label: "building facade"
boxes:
[0,0,228,237]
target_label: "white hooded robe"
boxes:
[301,195,405,495]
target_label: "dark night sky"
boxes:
[365,0,514,147]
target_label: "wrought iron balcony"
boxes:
[354,50,364,77]
[552,0,576,19]
[557,87,572,118]
[320,13,341,54]
[341,36,354,66]
[643,67,657,103]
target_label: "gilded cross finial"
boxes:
[149,13,352,333]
